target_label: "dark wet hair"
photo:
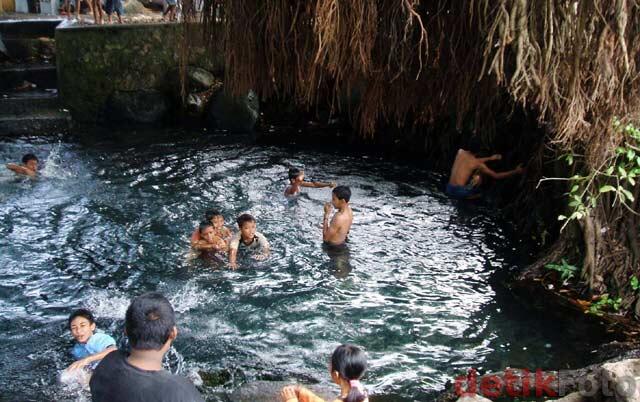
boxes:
[125,292,176,351]
[22,153,38,164]
[68,308,95,328]
[333,186,351,202]
[288,167,302,182]
[205,209,222,221]
[199,221,213,234]
[331,344,368,402]
[236,213,256,228]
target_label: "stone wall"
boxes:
[55,22,221,124]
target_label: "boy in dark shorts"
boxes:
[105,0,123,23]
[90,292,204,402]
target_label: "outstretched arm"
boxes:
[6,163,36,177]
[477,154,502,163]
[301,181,336,189]
[66,346,116,371]
[479,163,524,180]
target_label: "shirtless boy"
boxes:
[323,186,353,246]
[285,167,336,197]
[191,210,232,248]
[6,154,38,177]
[447,147,524,199]
[192,221,227,257]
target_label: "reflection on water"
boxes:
[0,132,598,401]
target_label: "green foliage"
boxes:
[588,294,622,316]
[555,119,640,230]
[631,276,640,293]
[544,259,579,283]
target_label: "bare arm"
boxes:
[66,346,116,371]
[477,154,502,163]
[479,163,524,180]
[6,163,36,177]
[301,181,336,189]
[322,204,343,242]
[229,247,238,269]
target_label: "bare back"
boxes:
[448,149,481,186]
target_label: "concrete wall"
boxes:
[56,22,220,123]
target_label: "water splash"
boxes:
[40,142,74,179]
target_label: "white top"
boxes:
[229,231,269,252]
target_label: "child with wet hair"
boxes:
[285,167,336,197]
[193,221,227,256]
[190,210,232,247]
[65,309,116,372]
[228,213,270,269]
[6,153,39,177]
[280,344,369,402]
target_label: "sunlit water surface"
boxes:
[0,132,599,401]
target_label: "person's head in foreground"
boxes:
[331,186,351,209]
[205,210,225,230]
[68,308,96,344]
[236,213,256,241]
[126,292,177,352]
[329,344,368,402]
[288,167,304,184]
[280,344,368,402]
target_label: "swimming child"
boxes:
[323,186,353,247]
[285,167,336,197]
[228,213,270,269]
[6,153,38,177]
[280,344,369,402]
[192,221,227,257]
[66,309,116,372]
[191,210,232,247]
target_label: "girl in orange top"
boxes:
[280,344,369,402]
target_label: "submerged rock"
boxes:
[187,67,218,91]
[207,90,259,132]
[108,90,169,124]
[228,381,334,402]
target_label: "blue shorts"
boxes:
[445,183,481,199]
[105,0,123,15]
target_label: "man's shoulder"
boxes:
[148,372,204,401]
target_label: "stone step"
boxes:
[0,19,63,39]
[0,64,57,90]
[0,110,72,136]
[2,37,56,63]
[0,90,60,115]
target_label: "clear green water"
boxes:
[0,131,599,401]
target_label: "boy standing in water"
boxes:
[323,186,353,247]
[228,214,270,269]
[285,167,336,197]
[6,153,38,177]
[65,309,116,372]
[90,292,204,402]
